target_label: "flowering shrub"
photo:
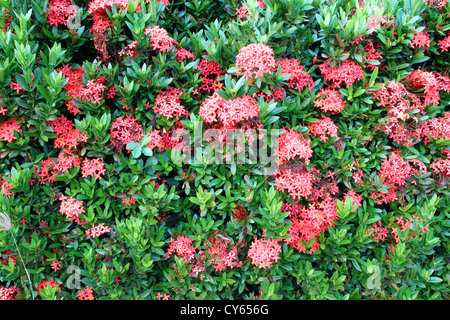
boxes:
[0,0,449,302]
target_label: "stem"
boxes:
[10,230,35,300]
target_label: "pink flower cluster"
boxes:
[59,194,85,223]
[236,4,250,19]
[153,87,189,119]
[275,168,314,200]
[204,236,242,272]
[410,31,431,50]
[438,34,450,52]
[247,237,281,269]
[144,25,178,53]
[85,223,111,238]
[235,43,276,79]
[81,158,106,180]
[165,235,206,278]
[78,287,95,300]
[318,60,364,88]
[378,151,413,187]
[199,92,259,129]
[277,128,313,165]
[277,58,315,92]
[110,114,144,153]
[281,195,337,254]
[79,78,106,105]
[308,117,338,142]
[314,88,347,113]
[0,118,21,143]
[174,47,196,63]
[0,286,22,300]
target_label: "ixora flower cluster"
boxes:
[0,0,449,302]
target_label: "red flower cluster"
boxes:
[247,237,281,268]
[204,236,242,272]
[373,72,450,147]
[196,57,224,92]
[46,0,74,27]
[85,223,111,238]
[88,0,129,17]
[318,60,364,88]
[38,151,81,184]
[276,58,314,92]
[281,195,337,254]
[0,285,21,300]
[425,0,448,8]
[438,34,450,52]
[36,279,61,294]
[77,287,95,300]
[49,115,88,150]
[430,156,450,177]
[153,87,189,119]
[363,41,383,70]
[420,112,450,144]
[58,194,85,223]
[110,115,144,153]
[410,31,431,50]
[308,117,338,142]
[378,150,413,187]
[236,4,250,19]
[277,128,313,165]
[275,168,314,200]
[0,9,12,32]
[0,118,21,143]
[57,65,85,115]
[165,234,206,278]
[367,14,393,30]
[165,235,197,262]
[1,178,14,198]
[145,124,187,153]
[231,203,249,222]
[174,47,196,63]
[199,92,259,129]
[314,88,347,113]
[144,25,178,53]
[370,220,389,243]
[343,190,363,212]
[235,43,276,79]
[79,78,106,105]
[1,250,17,266]
[81,158,106,180]
[119,40,139,58]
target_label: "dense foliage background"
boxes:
[0,0,449,300]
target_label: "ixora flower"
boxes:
[247,237,281,269]
[318,59,364,89]
[78,287,95,300]
[235,43,276,79]
[276,58,314,92]
[144,25,178,52]
[314,88,347,113]
[277,128,313,165]
[81,157,106,180]
[0,286,22,300]
[153,87,189,119]
[199,92,259,128]
[110,114,144,153]
[58,194,85,223]
[410,31,431,50]
[0,118,22,143]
